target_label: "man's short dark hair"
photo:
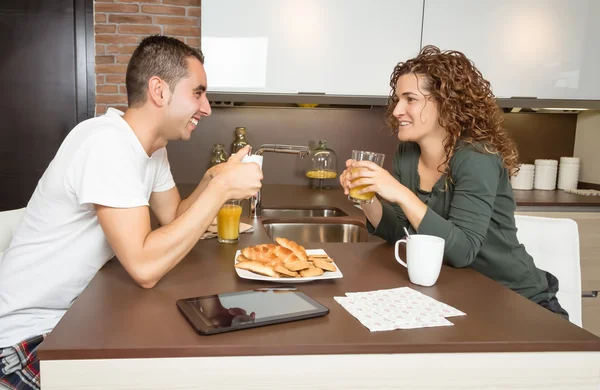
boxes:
[126,35,205,107]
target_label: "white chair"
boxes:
[515,214,582,327]
[0,208,26,254]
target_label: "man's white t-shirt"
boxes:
[0,108,175,347]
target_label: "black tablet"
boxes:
[176,286,329,335]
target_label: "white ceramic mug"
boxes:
[394,234,445,287]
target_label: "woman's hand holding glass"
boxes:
[341,159,404,205]
[339,159,354,196]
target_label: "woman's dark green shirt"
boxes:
[368,142,553,303]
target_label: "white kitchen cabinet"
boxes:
[422,0,600,100]
[201,0,423,97]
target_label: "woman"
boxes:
[340,45,568,319]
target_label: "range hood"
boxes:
[207,92,600,112]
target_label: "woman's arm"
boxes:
[415,150,501,267]
[347,148,501,266]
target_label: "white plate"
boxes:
[234,249,343,283]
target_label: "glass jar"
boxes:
[209,143,228,167]
[306,140,338,189]
[231,127,249,154]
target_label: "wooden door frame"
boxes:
[74,0,95,121]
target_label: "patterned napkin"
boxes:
[200,218,254,240]
[335,287,465,332]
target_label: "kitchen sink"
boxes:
[260,207,348,219]
[262,221,379,243]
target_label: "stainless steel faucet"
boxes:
[249,144,310,218]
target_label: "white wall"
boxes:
[574,111,600,185]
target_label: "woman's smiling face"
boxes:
[392,73,442,143]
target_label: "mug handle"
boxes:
[394,239,408,268]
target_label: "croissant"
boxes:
[275,237,308,262]
[274,246,299,263]
[241,246,279,264]
[236,239,335,278]
[235,260,280,277]
[256,243,278,252]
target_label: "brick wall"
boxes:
[94,0,201,115]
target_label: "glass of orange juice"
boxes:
[217,199,243,243]
[348,150,385,204]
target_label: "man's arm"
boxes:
[174,166,217,217]
[96,180,226,288]
[149,187,181,226]
[96,150,262,289]
[148,170,215,226]
[149,146,251,224]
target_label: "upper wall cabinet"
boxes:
[422,0,600,100]
[201,0,423,99]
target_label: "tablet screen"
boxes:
[177,287,329,334]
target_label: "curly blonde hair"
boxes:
[386,45,519,177]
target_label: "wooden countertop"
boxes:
[38,184,600,361]
[513,189,600,207]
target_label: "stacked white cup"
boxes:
[557,157,580,190]
[534,159,558,190]
[510,164,535,190]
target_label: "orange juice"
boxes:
[349,168,375,202]
[217,204,242,242]
[306,170,337,179]
[349,183,375,202]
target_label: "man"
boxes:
[0,35,263,390]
